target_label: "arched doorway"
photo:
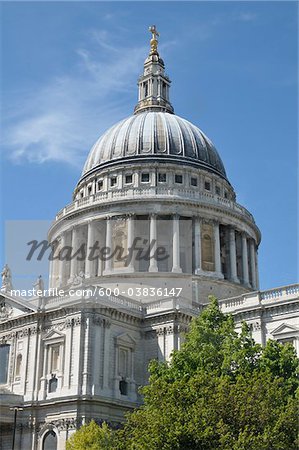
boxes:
[42,430,57,450]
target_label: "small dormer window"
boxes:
[141,173,150,183]
[204,181,211,191]
[110,177,117,187]
[175,174,183,184]
[216,185,221,195]
[98,180,103,191]
[158,173,167,183]
[191,177,197,187]
[125,174,133,184]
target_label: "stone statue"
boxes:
[33,275,44,292]
[1,264,12,291]
[73,271,85,286]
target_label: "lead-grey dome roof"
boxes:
[82,112,227,179]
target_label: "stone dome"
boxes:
[82,112,227,180]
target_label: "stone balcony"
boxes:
[55,186,255,223]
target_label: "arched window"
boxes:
[49,376,58,393]
[15,354,22,378]
[42,430,57,450]
[0,344,10,384]
[119,378,128,396]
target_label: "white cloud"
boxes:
[2,29,147,168]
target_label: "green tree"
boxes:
[114,296,299,450]
[66,420,115,450]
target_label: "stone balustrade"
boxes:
[55,187,255,223]
[219,283,299,313]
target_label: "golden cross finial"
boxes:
[148,25,159,55]
[149,25,159,41]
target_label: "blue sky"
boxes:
[0,1,298,290]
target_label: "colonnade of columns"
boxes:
[52,214,259,290]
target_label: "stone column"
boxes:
[104,217,112,274]
[85,220,96,278]
[149,214,158,272]
[213,221,223,278]
[194,217,202,274]
[250,239,257,290]
[229,227,239,283]
[69,226,79,282]
[59,233,67,286]
[255,250,260,290]
[172,214,182,273]
[49,240,57,288]
[127,215,135,272]
[97,221,104,277]
[241,233,250,286]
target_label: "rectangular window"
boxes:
[97,180,103,191]
[0,344,10,384]
[158,173,167,183]
[87,185,92,194]
[204,181,211,191]
[224,191,228,199]
[50,344,60,372]
[110,177,117,187]
[191,177,198,186]
[175,174,183,184]
[215,185,221,195]
[141,173,150,183]
[125,174,133,184]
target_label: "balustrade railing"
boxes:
[55,187,254,222]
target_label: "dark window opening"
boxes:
[88,186,92,194]
[175,174,183,184]
[216,186,221,195]
[204,181,211,191]
[98,180,103,191]
[141,173,150,183]
[125,174,133,184]
[191,177,197,186]
[110,177,117,187]
[42,430,57,450]
[119,378,128,395]
[49,376,58,393]
[144,83,148,97]
[224,191,228,199]
[158,173,167,183]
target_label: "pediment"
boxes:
[0,291,37,322]
[43,329,65,341]
[271,323,299,336]
[115,333,136,348]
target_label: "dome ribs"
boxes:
[80,112,228,181]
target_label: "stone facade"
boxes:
[1,28,297,450]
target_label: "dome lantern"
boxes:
[134,25,174,115]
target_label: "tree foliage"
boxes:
[66,297,299,450]
[66,420,115,450]
[115,296,299,450]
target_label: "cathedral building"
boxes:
[0,27,298,450]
